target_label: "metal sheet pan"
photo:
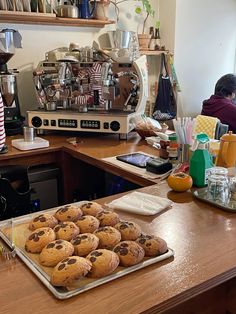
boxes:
[0,204,174,299]
[193,188,236,213]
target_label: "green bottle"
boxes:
[189,134,214,187]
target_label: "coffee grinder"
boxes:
[0,29,24,135]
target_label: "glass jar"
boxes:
[206,167,230,204]
[229,177,236,201]
[167,134,178,163]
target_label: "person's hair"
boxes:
[214,74,236,97]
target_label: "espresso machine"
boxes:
[28,33,148,139]
[0,29,24,135]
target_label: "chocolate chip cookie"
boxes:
[29,213,58,231]
[86,249,119,278]
[54,221,80,241]
[96,210,120,227]
[71,233,99,256]
[54,205,83,222]
[93,226,121,249]
[113,241,145,266]
[136,235,168,257]
[114,221,142,241]
[75,215,100,233]
[50,256,92,287]
[39,239,74,267]
[80,202,103,217]
[25,227,56,253]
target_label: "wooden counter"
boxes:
[1,133,236,313]
[1,132,160,203]
[2,132,159,186]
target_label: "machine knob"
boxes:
[110,121,120,132]
[31,116,42,128]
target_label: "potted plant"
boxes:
[112,0,158,49]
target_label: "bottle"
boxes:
[149,27,155,50]
[159,139,170,159]
[167,134,179,163]
[189,134,214,187]
[154,28,161,50]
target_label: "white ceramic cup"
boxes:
[23,126,35,142]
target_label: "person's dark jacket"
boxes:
[201,95,236,132]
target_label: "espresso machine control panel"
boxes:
[28,110,133,138]
[80,120,100,129]
[58,119,78,128]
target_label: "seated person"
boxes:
[201,73,236,132]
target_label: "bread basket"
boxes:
[135,123,168,139]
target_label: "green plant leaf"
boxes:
[135,6,142,14]
[155,20,160,29]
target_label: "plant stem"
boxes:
[110,0,120,21]
[115,0,128,4]
[142,12,149,34]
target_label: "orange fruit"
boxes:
[167,172,193,192]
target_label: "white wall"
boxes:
[0,0,159,116]
[159,0,176,53]
[3,0,235,119]
[174,0,236,117]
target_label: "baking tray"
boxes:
[193,188,236,213]
[0,203,174,299]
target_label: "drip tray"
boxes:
[11,137,49,151]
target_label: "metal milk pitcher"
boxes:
[78,0,96,19]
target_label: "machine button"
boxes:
[31,116,42,128]
[43,119,49,126]
[110,121,120,132]
[103,122,109,129]
[51,120,56,126]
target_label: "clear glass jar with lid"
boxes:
[206,167,230,204]
[167,134,179,163]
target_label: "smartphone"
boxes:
[116,153,153,168]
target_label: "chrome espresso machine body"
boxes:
[28,39,148,138]
[0,29,24,135]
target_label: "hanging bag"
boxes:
[153,53,177,121]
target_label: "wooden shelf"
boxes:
[0,11,115,27]
[140,50,169,56]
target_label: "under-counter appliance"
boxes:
[0,29,24,135]
[28,164,60,212]
[28,40,148,139]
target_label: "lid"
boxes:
[196,133,209,144]
[221,131,236,142]
[169,134,177,141]
[208,174,228,184]
[1,29,16,33]
[209,166,228,176]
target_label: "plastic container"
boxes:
[189,147,213,187]
[190,134,214,187]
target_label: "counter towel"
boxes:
[193,115,219,139]
[106,191,172,216]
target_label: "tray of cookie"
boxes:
[0,201,174,299]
